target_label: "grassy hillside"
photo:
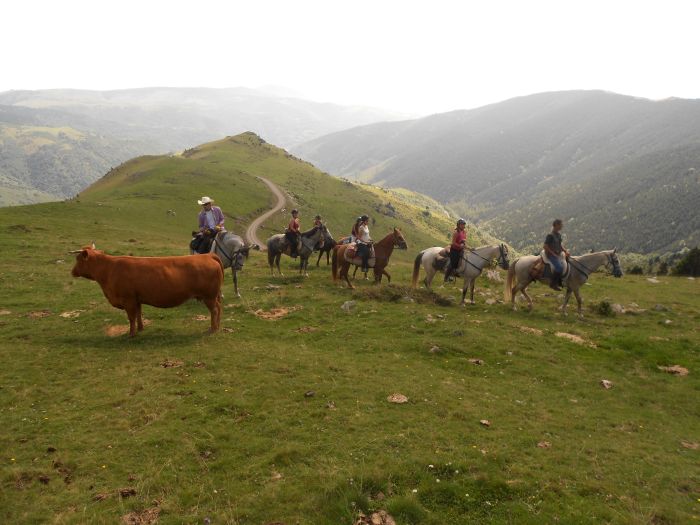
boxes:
[1,133,698,524]
[0,87,401,205]
[294,90,700,254]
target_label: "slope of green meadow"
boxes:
[0,133,698,524]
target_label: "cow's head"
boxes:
[69,244,99,279]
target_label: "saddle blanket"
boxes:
[344,242,376,267]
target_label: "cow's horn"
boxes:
[68,249,83,254]
[91,241,96,249]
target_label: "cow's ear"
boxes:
[80,249,90,260]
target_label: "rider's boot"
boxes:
[549,272,562,291]
[444,266,454,283]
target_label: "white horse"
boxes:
[210,232,258,298]
[504,249,623,316]
[412,244,510,305]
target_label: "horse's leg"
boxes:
[382,268,391,283]
[561,288,572,315]
[326,249,331,265]
[573,288,584,317]
[521,286,534,310]
[352,265,359,280]
[316,250,322,267]
[343,263,354,289]
[232,269,241,298]
[276,254,283,276]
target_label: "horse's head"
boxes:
[498,243,510,270]
[393,228,408,250]
[608,248,623,278]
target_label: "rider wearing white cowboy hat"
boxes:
[191,196,226,254]
[197,196,226,233]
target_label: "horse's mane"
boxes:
[300,225,321,237]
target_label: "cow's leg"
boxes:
[136,303,144,331]
[125,303,139,337]
[204,296,220,333]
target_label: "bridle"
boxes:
[461,244,508,271]
[569,252,621,279]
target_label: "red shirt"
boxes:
[288,218,300,233]
[451,229,466,251]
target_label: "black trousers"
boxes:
[449,249,463,270]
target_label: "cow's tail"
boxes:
[504,258,517,302]
[331,246,339,281]
[411,251,424,288]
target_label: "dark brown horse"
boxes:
[331,228,408,288]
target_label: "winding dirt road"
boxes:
[245,176,287,249]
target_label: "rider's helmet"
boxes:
[360,215,369,222]
[291,209,299,215]
[457,218,466,226]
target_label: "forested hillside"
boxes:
[295,90,700,254]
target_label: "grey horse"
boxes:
[191,232,257,297]
[504,249,623,316]
[266,224,327,276]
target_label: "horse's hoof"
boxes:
[236,293,241,299]
[470,300,476,305]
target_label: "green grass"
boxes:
[0,134,698,524]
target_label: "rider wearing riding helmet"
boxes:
[444,218,468,283]
[355,214,372,272]
[285,209,301,258]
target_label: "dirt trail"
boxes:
[245,176,286,250]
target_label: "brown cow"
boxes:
[71,246,223,336]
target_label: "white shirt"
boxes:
[358,224,371,243]
[205,210,216,229]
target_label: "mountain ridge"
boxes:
[293,90,700,254]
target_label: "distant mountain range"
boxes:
[0,87,401,205]
[294,90,700,254]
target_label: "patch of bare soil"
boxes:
[354,510,397,525]
[296,326,318,333]
[387,393,408,404]
[555,332,596,347]
[105,319,151,337]
[60,310,84,318]
[252,305,303,320]
[519,326,543,336]
[160,359,183,368]
[658,365,689,376]
[27,310,51,319]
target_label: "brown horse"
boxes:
[331,228,408,288]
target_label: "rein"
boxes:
[212,234,240,266]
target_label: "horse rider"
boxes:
[285,209,301,258]
[347,216,362,244]
[355,214,372,273]
[544,218,569,290]
[444,218,468,283]
[192,196,225,253]
[313,214,323,227]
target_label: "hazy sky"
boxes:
[3,0,699,114]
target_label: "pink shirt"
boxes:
[451,229,466,251]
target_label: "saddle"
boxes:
[433,246,451,271]
[530,251,569,281]
[344,242,376,267]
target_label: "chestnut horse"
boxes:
[331,228,408,288]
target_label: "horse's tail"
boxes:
[267,241,275,267]
[412,251,424,288]
[504,258,517,302]
[331,246,339,281]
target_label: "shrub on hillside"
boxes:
[672,247,700,276]
[627,265,644,275]
[592,300,616,317]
